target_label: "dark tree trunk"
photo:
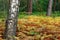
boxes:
[46,0,53,16]
[27,0,32,15]
[58,0,60,11]
[4,0,19,40]
[53,0,56,11]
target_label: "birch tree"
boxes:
[46,0,53,16]
[4,0,19,40]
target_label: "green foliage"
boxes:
[19,0,60,12]
[0,11,60,18]
[0,0,60,12]
[33,0,49,12]
[0,0,60,18]
[18,11,60,18]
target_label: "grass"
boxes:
[18,11,60,18]
[0,11,60,19]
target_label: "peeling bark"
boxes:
[4,0,19,40]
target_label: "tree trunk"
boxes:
[4,0,19,40]
[58,0,60,11]
[46,0,53,16]
[27,0,32,15]
[53,0,56,11]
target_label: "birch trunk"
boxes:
[46,0,53,16]
[4,0,19,40]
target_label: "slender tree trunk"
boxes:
[53,0,56,11]
[58,0,60,11]
[4,0,19,40]
[27,0,32,15]
[46,0,53,16]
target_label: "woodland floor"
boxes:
[0,15,60,40]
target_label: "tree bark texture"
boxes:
[27,0,32,15]
[46,0,53,16]
[53,0,56,11]
[4,0,19,40]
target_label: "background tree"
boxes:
[4,0,19,40]
[46,0,53,16]
[27,0,32,14]
[53,0,56,11]
[58,0,60,11]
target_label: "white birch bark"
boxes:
[5,0,19,40]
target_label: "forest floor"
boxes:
[0,15,60,40]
